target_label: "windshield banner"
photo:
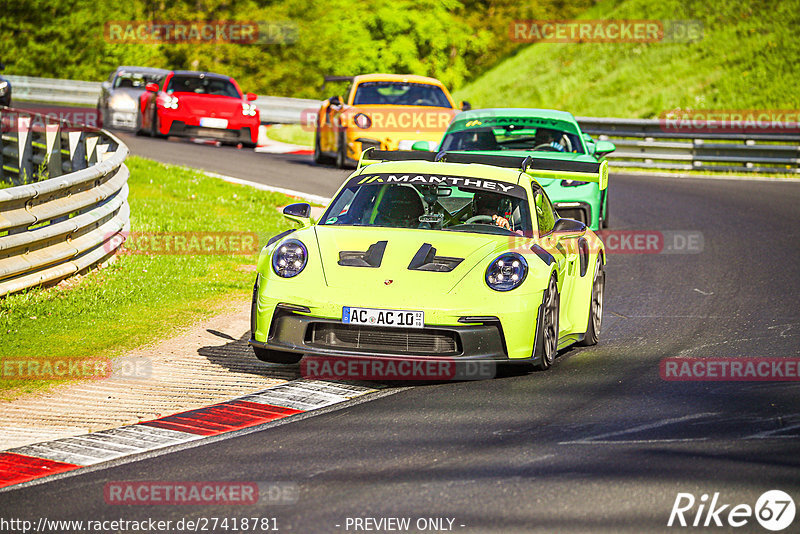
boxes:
[350,173,527,199]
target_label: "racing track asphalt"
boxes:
[2,132,799,533]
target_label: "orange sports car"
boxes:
[314,74,469,168]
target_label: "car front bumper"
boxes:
[249,307,512,362]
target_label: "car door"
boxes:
[532,185,581,332]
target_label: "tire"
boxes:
[135,110,146,136]
[534,274,560,370]
[336,130,347,168]
[151,110,165,138]
[313,128,334,165]
[578,258,605,346]
[252,346,302,364]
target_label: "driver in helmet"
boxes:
[472,191,513,231]
[533,128,566,152]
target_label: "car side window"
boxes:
[532,186,556,235]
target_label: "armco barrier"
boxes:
[0,107,129,296]
[6,75,800,174]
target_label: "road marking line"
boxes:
[203,170,332,205]
[559,412,718,444]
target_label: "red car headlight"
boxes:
[160,95,179,110]
[241,102,258,117]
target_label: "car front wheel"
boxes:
[534,274,560,370]
[336,130,348,168]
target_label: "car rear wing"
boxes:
[322,75,355,89]
[358,149,609,190]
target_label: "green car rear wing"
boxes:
[358,149,608,190]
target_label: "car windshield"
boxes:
[441,125,585,154]
[113,72,162,89]
[320,174,533,236]
[166,76,241,98]
[353,81,452,108]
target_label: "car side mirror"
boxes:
[460,101,471,111]
[145,82,159,93]
[411,140,432,151]
[246,92,257,101]
[283,203,313,227]
[552,218,587,239]
[102,81,111,90]
[594,140,616,157]
[329,95,342,106]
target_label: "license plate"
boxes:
[342,307,424,329]
[199,117,228,129]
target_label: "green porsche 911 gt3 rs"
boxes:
[416,108,616,230]
[249,150,606,372]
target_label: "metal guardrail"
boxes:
[5,75,102,106]
[253,95,319,125]
[6,75,799,174]
[0,106,130,296]
[577,117,800,174]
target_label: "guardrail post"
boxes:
[68,130,87,171]
[17,115,33,185]
[44,122,62,178]
[86,134,99,166]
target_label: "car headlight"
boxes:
[271,239,307,278]
[0,81,8,96]
[354,113,372,129]
[160,95,179,109]
[109,93,137,112]
[485,253,528,292]
[561,179,589,187]
[241,102,258,116]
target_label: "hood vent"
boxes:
[338,240,388,268]
[408,243,463,272]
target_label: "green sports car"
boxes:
[417,108,616,230]
[249,150,606,372]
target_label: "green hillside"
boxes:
[454,0,800,118]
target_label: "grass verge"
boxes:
[454,0,800,117]
[265,124,314,147]
[0,155,297,399]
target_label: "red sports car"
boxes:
[139,70,260,147]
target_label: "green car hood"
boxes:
[312,225,505,293]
